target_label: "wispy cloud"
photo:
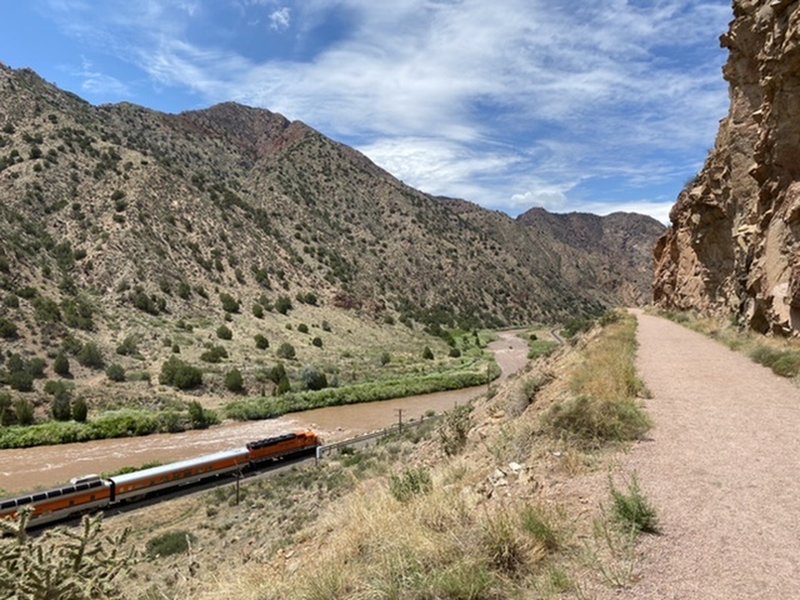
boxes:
[269,6,290,31]
[36,0,732,221]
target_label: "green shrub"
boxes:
[254,334,269,350]
[268,363,286,384]
[14,398,34,425]
[312,336,323,348]
[200,345,228,363]
[276,342,296,360]
[528,340,558,359]
[422,346,434,360]
[321,320,332,332]
[72,397,88,422]
[3,294,19,309]
[106,363,126,382]
[52,393,72,421]
[438,405,471,456]
[389,467,432,502]
[750,346,800,377]
[146,530,196,558]
[563,318,593,338]
[220,293,240,313]
[380,351,391,366]
[77,342,104,369]
[610,476,659,534]
[252,303,264,319]
[298,323,309,334]
[301,367,327,391]
[0,393,12,426]
[0,317,17,338]
[8,371,33,392]
[187,400,216,429]
[177,281,192,299]
[26,358,46,379]
[275,295,292,315]
[116,335,139,356]
[448,347,461,358]
[224,368,244,393]
[53,352,71,376]
[216,324,233,340]
[159,357,203,390]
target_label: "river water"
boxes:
[0,332,528,493]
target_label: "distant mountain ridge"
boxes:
[0,61,662,344]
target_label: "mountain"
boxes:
[654,0,800,334]
[0,61,662,398]
[516,207,665,306]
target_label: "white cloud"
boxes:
[269,6,290,31]
[73,57,131,97]
[37,0,732,218]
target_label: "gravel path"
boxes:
[616,311,800,599]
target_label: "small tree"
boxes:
[254,334,269,350]
[312,336,323,348]
[216,324,233,340]
[0,317,17,339]
[53,352,71,377]
[72,397,88,422]
[224,368,244,393]
[220,293,240,313]
[301,367,327,391]
[380,351,391,366]
[52,393,72,421]
[77,342,104,369]
[275,295,292,315]
[297,323,309,334]
[14,398,34,425]
[252,303,264,319]
[106,363,126,382]
[0,392,13,425]
[275,376,290,395]
[160,357,203,390]
[9,371,33,392]
[187,400,212,429]
[276,342,296,360]
[268,363,286,384]
[422,346,434,360]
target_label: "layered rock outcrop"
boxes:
[654,0,800,333]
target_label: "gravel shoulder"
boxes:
[618,311,800,599]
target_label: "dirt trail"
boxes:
[618,311,800,599]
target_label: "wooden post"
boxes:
[395,408,404,433]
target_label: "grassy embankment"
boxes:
[659,309,800,378]
[189,312,656,599]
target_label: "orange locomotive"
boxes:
[0,431,320,527]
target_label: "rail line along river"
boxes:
[0,332,530,494]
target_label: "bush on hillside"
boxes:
[216,324,233,340]
[254,334,269,350]
[224,368,244,393]
[276,342,296,360]
[159,357,203,390]
[77,342,104,369]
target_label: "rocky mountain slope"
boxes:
[0,62,661,387]
[654,0,800,334]
[517,207,664,306]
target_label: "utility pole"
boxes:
[395,408,404,433]
[235,465,241,505]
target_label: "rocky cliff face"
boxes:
[654,0,800,334]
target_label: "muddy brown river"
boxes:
[0,332,529,494]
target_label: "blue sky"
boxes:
[0,1,733,223]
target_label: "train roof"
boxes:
[109,447,249,485]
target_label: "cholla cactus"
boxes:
[0,508,136,599]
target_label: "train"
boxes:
[0,430,321,528]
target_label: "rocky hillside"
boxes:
[517,207,664,306]
[0,62,662,377]
[654,0,800,334]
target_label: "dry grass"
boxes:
[657,309,800,379]
[545,313,651,446]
